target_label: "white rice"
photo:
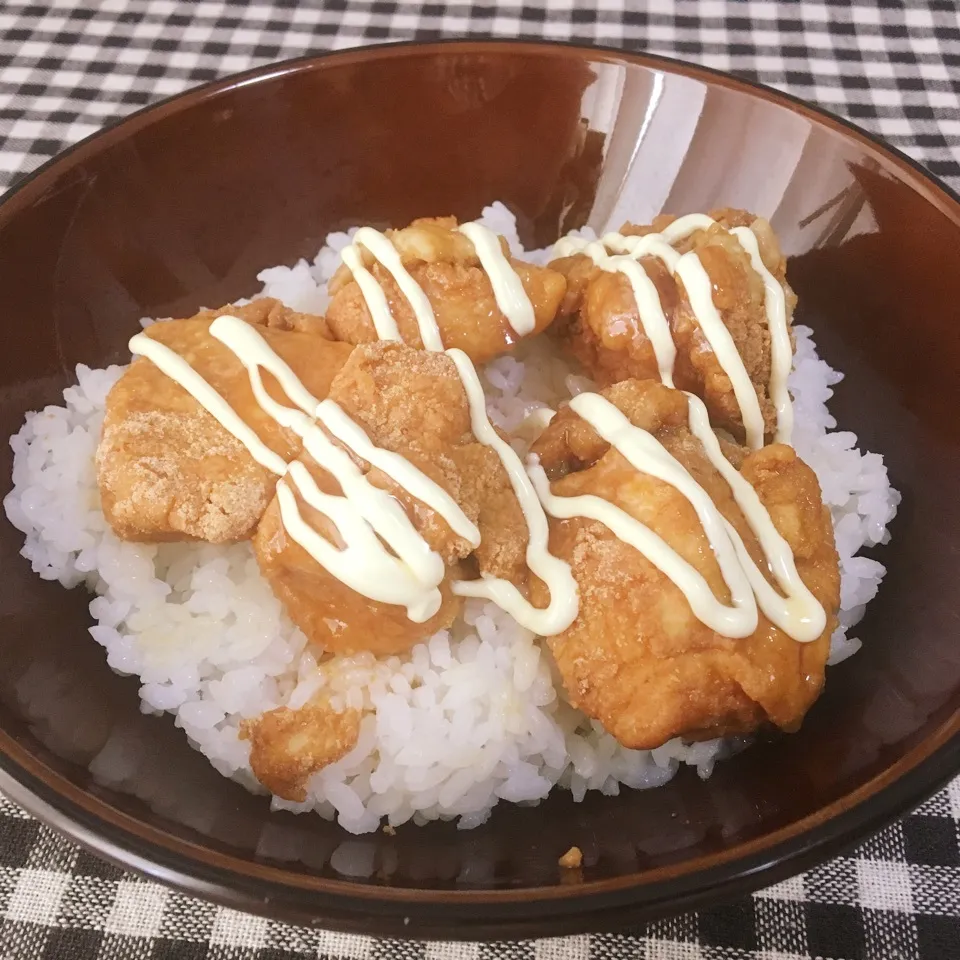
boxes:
[2,203,899,834]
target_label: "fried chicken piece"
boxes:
[241,701,361,802]
[550,209,797,444]
[194,297,334,338]
[97,306,353,543]
[253,341,529,656]
[530,379,840,748]
[559,846,583,869]
[326,217,567,364]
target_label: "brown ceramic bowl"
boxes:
[0,40,958,940]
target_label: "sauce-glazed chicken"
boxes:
[550,209,796,446]
[327,217,567,364]
[97,300,352,543]
[530,379,840,747]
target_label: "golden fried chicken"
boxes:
[530,379,840,748]
[97,302,353,544]
[253,341,529,656]
[326,217,567,364]
[550,209,797,444]
[241,701,361,802]
[195,297,334,338]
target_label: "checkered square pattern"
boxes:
[0,1,958,958]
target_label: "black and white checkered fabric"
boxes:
[0,2,958,958]
[1,0,959,192]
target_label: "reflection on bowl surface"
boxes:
[0,41,957,940]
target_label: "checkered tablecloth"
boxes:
[0,1,958,958]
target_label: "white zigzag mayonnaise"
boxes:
[129,219,579,636]
[130,316,477,623]
[528,391,824,643]
[553,213,791,450]
[338,224,579,636]
[130,213,820,644]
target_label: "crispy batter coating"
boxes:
[326,217,567,364]
[253,341,529,656]
[241,701,361,801]
[559,846,583,869]
[550,209,797,444]
[530,379,840,748]
[194,297,334,338]
[97,301,352,544]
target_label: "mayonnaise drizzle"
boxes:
[456,221,536,336]
[528,390,825,643]
[342,222,538,342]
[673,252,766,450]
[211,315,478,621]
[658,213,717,244]
[342,228,444,349]
[130,315,480,623]
[130,223,576,634]
[446,349,579,636]
[553,238,678,387]
[339,245,400,343]
[128,332,289,476]
[315,399,481,548]
[528,394,759,638]
[339,224,579,635]
[730,226,793,444]
[279,461,444,623]
[130,214,817,645]
[683,393,823,640]
[553,214,791,450]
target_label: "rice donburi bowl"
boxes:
[4,203,898,835]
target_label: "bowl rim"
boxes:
[0,37,958,939]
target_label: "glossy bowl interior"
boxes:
[0,41,958,940]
